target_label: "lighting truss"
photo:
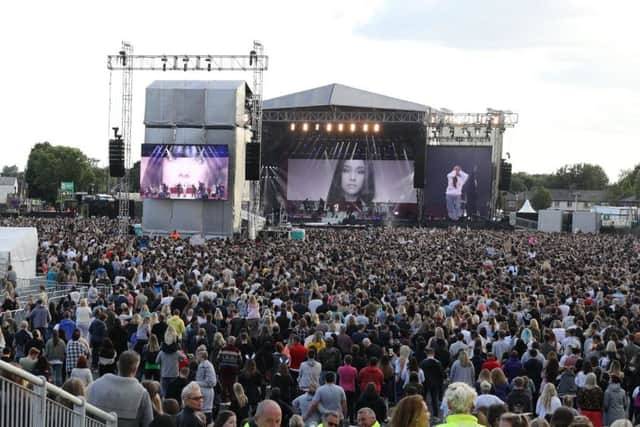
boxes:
[107,54,269,72]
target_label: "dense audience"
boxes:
[0,216,639,427]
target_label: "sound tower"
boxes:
[245,143,261,181]
[499,159,512,191]
[413,127,426,188]
[109,138,125,178]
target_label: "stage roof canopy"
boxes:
[264,83,428,112]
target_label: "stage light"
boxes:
[373,124,380,133]
[290,123,296,131]
[338,123,344,132]
[350,123,356,132]
[326,123,332,132]
[363,124,369,132]
[315,124,320,131]
[302,123,309,132]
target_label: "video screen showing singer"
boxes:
[445,165,468,220]
[326,159,376,211]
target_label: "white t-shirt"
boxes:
[446,170,469,196]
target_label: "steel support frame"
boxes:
[107,41,268,238]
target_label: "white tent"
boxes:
[0,227,38,281]
[518,199,537,214]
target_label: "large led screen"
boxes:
[424,146,492,219]
[287,159,416,205]
[140,144,229,200]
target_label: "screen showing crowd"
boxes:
[423,146,493,219]
[140,144,229,200]
[287,159,417,207]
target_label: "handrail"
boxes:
[0,358,118,423]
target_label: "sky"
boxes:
[1,0,638,182]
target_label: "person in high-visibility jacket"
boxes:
[315,411,341,427]
[356,407,381,427]
[436,382,484,427]
[243,400,282,427]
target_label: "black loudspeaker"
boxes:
[499,159,512,191]
[413,137,425,188]
[245,143,261,181]
[109,138,125,178]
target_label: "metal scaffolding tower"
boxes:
[107,42,268,236]
[249,41,265,239]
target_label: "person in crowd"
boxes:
[475,381,506,411]
[450,351,476,387]
[70,355,94,387]
[231,382,251,427]
[603,375,629,426]
[390,394,430,427]
[195,348,217,425]
[357,407,381,427]
[576,373,603,427]
[506,376,533,414]
[499,413,530,427]
[44,329,66,385]
[293,383,319,427]
[299,348,322,393]
[356,382,387,423]
[250,400,283,427]
[141,380,163,419]
[88,351,154,427]
[176,381,205,427]
[66,328,89,377]
[214,410,237,427]
[438,382,484,427]
[304,371,347,422]
[536,383,562,420]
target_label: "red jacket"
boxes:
[482,359,502,371]
[288,344,308,370]
[358,366,384,394]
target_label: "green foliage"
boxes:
[512,163,610,192]
[1,165,19,177]
[608,164,640,201]
[531,186,552,210]
[546,163,609,190]
[25,142,96,203]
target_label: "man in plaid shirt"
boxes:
[66,328,89,376]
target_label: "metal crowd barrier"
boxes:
[0,359,117,427]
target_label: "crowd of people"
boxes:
[1,216,640,427]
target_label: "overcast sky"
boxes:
[1,0,638,182]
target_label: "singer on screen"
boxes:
[327,158,375,210]
[445,165,468,220]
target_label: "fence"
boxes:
[1,281,113,325]
[0,359,117,427]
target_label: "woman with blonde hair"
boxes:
[536,383,562,419]
[450,351,475,387]
[390,394,430,427]
[141,380,163,418]
[475,368,492,394]
[577,372,603,427]
[231,382,250,426]
[491,368,510,401]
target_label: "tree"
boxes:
[609,164,640,201]
[547,163,609,190]
[25,142,96,203]
[531,186,552,211]
[1,165,19,177]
